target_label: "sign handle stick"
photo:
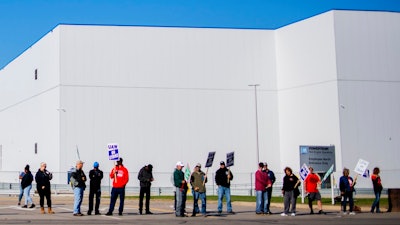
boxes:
[331,173,334,205]
[227,168,231,184]
[202,168,209,186]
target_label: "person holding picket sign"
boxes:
[304,166,325,214]
[215,161,234,214]
[190,163,207,217]
[106,158,129,216]
[339,168,356,215]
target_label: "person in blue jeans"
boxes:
[339,168,356,215]
[190,163,207,216]
[18,170,26,206]
[370,167,383,213]
[70,160,87,216]
[215,161,234,214]
[21,165,35,209]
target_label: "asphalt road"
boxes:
[0,195,399,225]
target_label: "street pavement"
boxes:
[0,195,399,225]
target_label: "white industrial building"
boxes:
[0,10,399,190]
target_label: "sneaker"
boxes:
[87,211,92,215]
[256,212,263,215]
[227,211,235,215]
[291,213,296,216]
[343,212,348,215]
[218,211,222,214]
[29,204,35,208]
[118,212,123,216]
[95,212,101,215]
[18,202,21,206]
[145,211,153,215]
[73,213,84,216]
[318,210,326,215]
[22,205,27,208]
[349,212,356,215]
[280,213,288,216]
[310,211,314,215]
[105,212,112,216]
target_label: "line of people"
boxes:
[17,161,383,217]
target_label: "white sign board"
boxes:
[108,143,119,160]
[299,163,310,181]
[354,158,369,175]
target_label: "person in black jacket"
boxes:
[21,164,35,209]
[87,162,103,215]
[215,161,234,214]
[137,164,154,215]
[35,162,54,214]
[281,167,300,216]
[71,160,87,216]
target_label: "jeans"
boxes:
[342,191,354,212]
[139,186,151,212]
[108,187,125,214]
[23,185,33,205]
[255,190,267,213]
[192,191,206,215]
[371,191,381,212]
[73,187,84,214]
[19,185,24,203]
[175,187,187,216]
[283,190,297,214]
[218,186,232,212]
[88,188,101,213]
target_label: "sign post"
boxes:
[226,152,234,183]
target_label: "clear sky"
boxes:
[1,0,399,69]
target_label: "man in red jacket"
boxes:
[106,158,129,216]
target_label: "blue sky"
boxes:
[1,0,399,69]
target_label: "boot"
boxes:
[48,207,55,214]
[40,207,46,214]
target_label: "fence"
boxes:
[0,170,387,198]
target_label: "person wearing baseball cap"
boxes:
[87,162,103,215]
[190,163,207,216]
[71,160,87,216]
[173,161,188,217]
[215,161,234,214]
[106,158,129,216]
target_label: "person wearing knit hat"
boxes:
[87,162,103,215]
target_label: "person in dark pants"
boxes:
[263,163,275,214]
[339,167,356,215]
[88,162,103,215]
[35,162,54,214]
[106,158,129,216]
[138,164,154,215]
